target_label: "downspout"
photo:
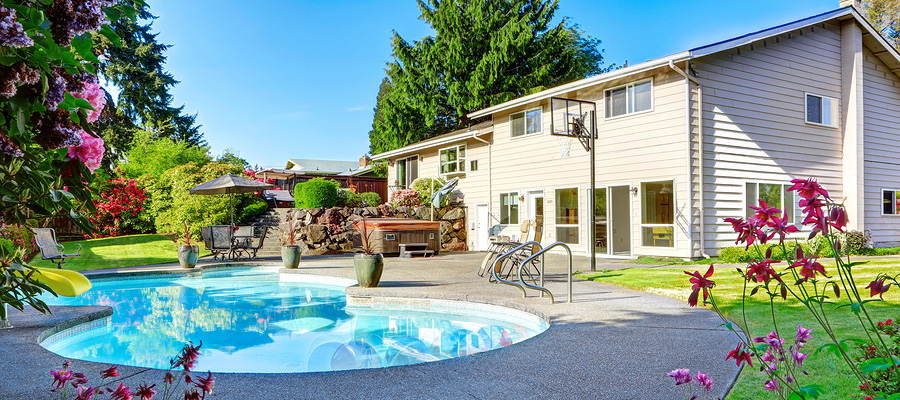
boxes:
[669,60,711,259]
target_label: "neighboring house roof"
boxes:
[285,159,360,175]
[370,120,494,161]
[468,6,900,119]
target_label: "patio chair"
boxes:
[208,225,234,261]
[32,228,81,269]
[242,226,268,260]
[478,220,532,279]
[200,226,212,251]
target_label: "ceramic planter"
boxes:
[353,253,384,288]
[177,245,199,269]
[282,245,302,269]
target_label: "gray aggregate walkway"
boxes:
[1,252,741,399]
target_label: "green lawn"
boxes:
[29,234,209,271]
[578,261,900,400]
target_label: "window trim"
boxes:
[743,180,802,225]
[554,186,581,246]
[604,78,654,120]
[438,143,466,176]
[881,188,900,216]
[509,106,543,139]
[394,154,419,189]
[638,178,676,249]
[499,191,519,226]
[804,92,839,128]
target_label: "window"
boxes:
[882,189,900,215]
[555,188,579,244]
[395,156,418,188]
[470,160,478,172]
[746,182,800,223]
[605,79,652,118]
[510,107,542,138]
[806,94,838,127]
[641,180,674,247]
[439,145,466,175]
[500,192,519,225]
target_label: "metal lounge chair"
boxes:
[208,225,234,261]
[200,226,212,252]
[242,226,268,260]
[479,220,532,280]
[32,228,81,269]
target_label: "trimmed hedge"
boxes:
[295,178,340,208]
[337,190,362,208]
[238,197,268,223]
[359,192,382,207]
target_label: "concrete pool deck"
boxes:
[2,252,741,399]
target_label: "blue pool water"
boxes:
[40,267,548,373]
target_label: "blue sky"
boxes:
[144,0,839,169]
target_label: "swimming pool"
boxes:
[40,267,548,373]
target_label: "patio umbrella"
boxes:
[431,177,459,208]
[189,174,274,226]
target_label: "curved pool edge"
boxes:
[37,306,113,345]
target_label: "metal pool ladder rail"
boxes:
[492,241,574,304]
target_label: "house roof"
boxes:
[370,120,494,161]
[467,6,900,119]
[285,159,360,175]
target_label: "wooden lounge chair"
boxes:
[32,228,81,269]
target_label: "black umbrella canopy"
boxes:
[189,174,274,195]
[189,174,275,225]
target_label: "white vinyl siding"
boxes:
[439,144,466,175]
[605,79,653,118]
[805,93,838,127]
[510,107,542,138]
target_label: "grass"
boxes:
[577,260,900,400]
[29,234,210,271]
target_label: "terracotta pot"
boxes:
[282,245,302,269]
[177,245,199,269]
[353,253,384,288]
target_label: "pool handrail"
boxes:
[518,241,574,303]
[491,241,543,297]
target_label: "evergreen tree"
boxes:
[369,0,608,154]
[91,3,204,160]
[864,0,900,50]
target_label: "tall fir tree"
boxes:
[91,3,204,160]
[864,0,900,50]
[369,0,608,154]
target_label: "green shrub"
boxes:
[359,192,382,207]
[845,230,871,254]
[238,197,268,223]
[296,178,340,208]
[293,182,306,208]
[717,242,816,263]
[717,246,751,263]
[410,177,447,207]
[337,190,361,208]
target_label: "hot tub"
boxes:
[353,218,441,255]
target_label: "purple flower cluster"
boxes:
[667,368,714,400]
[47,0,113,46]
[33,109,83,150]
[0,131,23,157]
[0,6,34,48]
[0,62,41,98]
[753,325,812,394]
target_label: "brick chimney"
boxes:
[359,155,371,168]
[839,0,861,10]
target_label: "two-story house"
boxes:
[372,2,900,259]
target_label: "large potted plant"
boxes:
[281,217,302,269]
[353,218,384,288]
[177,222,199,269]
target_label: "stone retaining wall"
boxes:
[283,205,467,255]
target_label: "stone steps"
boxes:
[249,207,289,256]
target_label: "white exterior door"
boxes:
[474,204,489,251]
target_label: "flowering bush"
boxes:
[410,177,447,207]
[680,178,900,399]
[85,176,153,238]
[390,188,422,208]
[857,318,900,395]
[49,342,214,400]
[0,223,37,257]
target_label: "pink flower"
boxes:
[100,366,120,379]
[764,379,781,392]
[108,383,132,400]
[67,130,105,173]
[795,324,813,345]
[134,383,156,400]
[667,368,692,385]
[72,82,107,123]
[726,343,753,367]
[865,277,891,298]
[695,371,713,392]
[749,200,781,224]
[74,386,96,400]
[789,258,829,283]
[684,265,716,307]
[50,369,74,390]
[193,371,214,395]
[829,206,849,232]
[787,178,830,201]
[746,259,782,284]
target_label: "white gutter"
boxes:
[668,60,710,259]
[371,125,494,161]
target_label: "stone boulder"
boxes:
[441,207,465,221]
[317,208,343,226]
[377,204,393,217]
[415,206,431,220]
[307,225,328,243]
[442,237,467,252]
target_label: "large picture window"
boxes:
[805,93,838,127]
[555,188,579,244]
[882,189,900,215]
[510,107,542,138]
[641,180,674,248]
[500,192,519,225]
[395,156,418,189]
[605,79,652,118]
[439,145,466,175]
[746,182,800,223]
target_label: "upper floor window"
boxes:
[805,93,838,127]
[439,144,466,175]
[882,189,900,215]
[395,156,418,188]
[510,107,542,138]
[605,79,652,118]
